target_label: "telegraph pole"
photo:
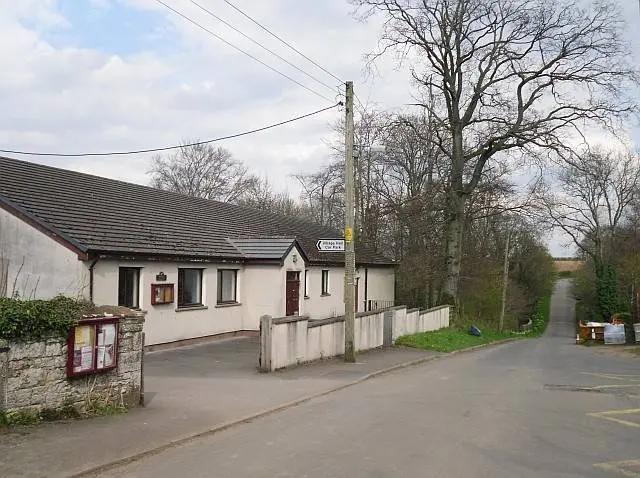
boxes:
[344,81,356,363]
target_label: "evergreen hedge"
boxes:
[0,296,93,341]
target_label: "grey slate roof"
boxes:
[227,237,305,261]
[0,157,394,266]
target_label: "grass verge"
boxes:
[397,294,552,353]
[0,404,126,429]
[396,327,520,353]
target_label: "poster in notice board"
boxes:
[73,325,95,373]
[96,323,117,370]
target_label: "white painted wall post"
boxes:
[259,315,273,372]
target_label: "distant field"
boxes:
[553,260,585,273]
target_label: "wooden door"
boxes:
[286,271,300,316]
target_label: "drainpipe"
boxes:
[88,257,100,302]
[364,268,368,312]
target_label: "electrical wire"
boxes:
[188,0,338,95]
[0,103,341,157]
[155,0,334,102]
[354,93,367,112]
[220,0,344,85]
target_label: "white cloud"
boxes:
[0,0,413,195]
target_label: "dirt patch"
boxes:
[553,260,585,273]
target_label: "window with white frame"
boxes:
[321,269,330,295]
[178,268,203,307]
[217,269,238,304]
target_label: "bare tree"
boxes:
[543,147,640,264]
[238,177,312,219]
[352,0,637,303]
[294,163,345,229]
[378,112,448,305]
[149,142,257,203]
[542,146,640,318]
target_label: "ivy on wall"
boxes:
[595,262,619,321]
[0,296,94,341]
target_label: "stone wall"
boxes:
[0,314,145,419]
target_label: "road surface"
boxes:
[99,279,640,477]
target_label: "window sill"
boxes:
[175,305,208,312]
[215,302,242,309]
[320,293,331,297]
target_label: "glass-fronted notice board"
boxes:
[67,317,119,378]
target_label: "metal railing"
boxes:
[366,299,395,312]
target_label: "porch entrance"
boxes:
[286,271,300,316]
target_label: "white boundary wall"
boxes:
[392,306,450,341]
[260,305,450,372]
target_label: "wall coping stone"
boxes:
[272,316,308,325]
[420,305,451,314]
[308,316,345,328]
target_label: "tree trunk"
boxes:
[442,190,466,305]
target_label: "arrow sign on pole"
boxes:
[316,239,345,252]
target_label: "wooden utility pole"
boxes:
[499,228,511,333]
[344,81,356,362]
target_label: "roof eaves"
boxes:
[0,195,89,259]
[93,250,246,264]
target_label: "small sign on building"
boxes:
[316,239,345,252]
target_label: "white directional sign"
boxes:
[316,239,345,252]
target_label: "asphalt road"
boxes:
[100,279,640,478]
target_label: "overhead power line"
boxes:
[0,103,341,157]
[155,0,334,102]
[188,0,339,95]
[354,93,367,113]
[220,0,343,84]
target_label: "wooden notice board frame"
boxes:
[67,316,119,378]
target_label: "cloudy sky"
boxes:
[0,0,408,186]
[2,0,640,256]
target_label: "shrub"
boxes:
[527,295,551,337]
[0,296,94,341]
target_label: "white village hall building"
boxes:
[0,157,395,346]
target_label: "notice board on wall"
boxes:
[68,317,119,378]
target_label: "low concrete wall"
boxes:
[260,305,450,372]
[0,313,145,419]
[392,305,449,341]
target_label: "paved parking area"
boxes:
[145,335,262,382]
[0,336,438,478]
